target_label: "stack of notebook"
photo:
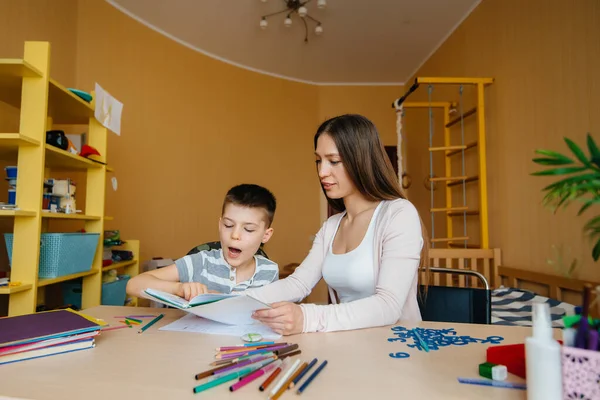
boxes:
[0,308,103,365]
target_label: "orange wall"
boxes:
[404,0,600,280]
[74,0,322,267]
[0,0,402,279]
[318,86,401,146]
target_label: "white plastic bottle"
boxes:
[525,302,563,400]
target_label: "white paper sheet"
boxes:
[94,83,123,136]
[142,290,271,325]
[159,314,281,339]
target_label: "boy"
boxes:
[126,184,279,300]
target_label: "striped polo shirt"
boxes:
[175,248,279,293]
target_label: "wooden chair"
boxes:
[422,248,502,289]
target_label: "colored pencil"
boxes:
[216,344,277,355]
[230,360,281,392]
[413,329,429,352]
[195,354,269,380]
[217,358,277,381]
[216,344,290,359]
[296,360,328,394]
[270,360,305,400]
[279,349,301,359]
[125,317,143,324]
[216,342,277,351]
[274,343,299,356]
[259,358,289,392]
[270,359,302,397]
[210,352,273,367]
[457,377,526,390]
[138,313,164,334]
[290,358,317,388]
[193,367,252,394]
[260,367,282,391]
[113,315,156,318]
[213,355,275,376]
[101,325,131,332]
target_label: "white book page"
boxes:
[188,295,271,325]
[159,314,281,339]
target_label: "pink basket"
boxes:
[562,345,600,399]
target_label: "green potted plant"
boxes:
[532,134,600,261]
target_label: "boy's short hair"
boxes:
[222,184,277,227]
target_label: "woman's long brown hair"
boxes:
[314,114,430,286]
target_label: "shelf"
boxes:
[0,69,95,125]
[0,59,43,77]
[41,212,101,220]
[48,78,94,125]
[45,144,104,170]
[0,210,37,217]
[0,133,40,161]
[0,59,43,108]
[38,269,99,287]
[0,133,40,147]
[0,283,33,295]
[102,260,137,272]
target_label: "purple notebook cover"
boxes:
[0,309,100,347]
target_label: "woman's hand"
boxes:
[177,282,208,300]
[252,302,304,335]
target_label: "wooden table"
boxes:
[0,306,534,399]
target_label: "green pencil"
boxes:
[193,367,252,394]
[413,329,429,352]
[138,313,164,334]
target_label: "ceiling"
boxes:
[106,0,481,85]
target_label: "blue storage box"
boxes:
[101,276,130,306]
[61,275,131,308]
[4,232,100,279]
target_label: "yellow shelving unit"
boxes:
[0,41,140,316]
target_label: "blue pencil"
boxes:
[290,358,318,388]
[457,377,526,390]
[296,360,327,394]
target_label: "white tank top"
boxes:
[322,202,382,303]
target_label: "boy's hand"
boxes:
[178,282,209,300]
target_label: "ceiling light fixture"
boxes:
[259,0,326,43]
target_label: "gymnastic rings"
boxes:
[401,172,412,190]
[423,175,438,191]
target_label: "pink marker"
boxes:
[229,360,282,392]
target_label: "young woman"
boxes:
[248,114,428,335]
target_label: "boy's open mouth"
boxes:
[227,247,242,258]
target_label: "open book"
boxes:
[143,288,271,325]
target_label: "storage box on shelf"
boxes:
[0,41,140,316]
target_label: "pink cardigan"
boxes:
[246,198,424,333]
